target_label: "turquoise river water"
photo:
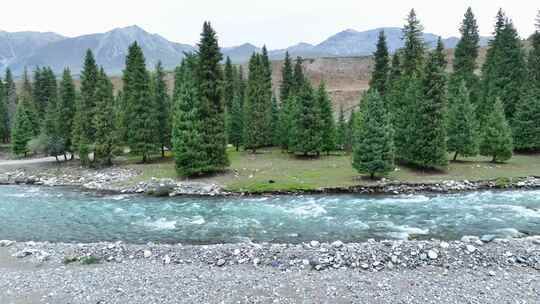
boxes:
[0,185,539,244]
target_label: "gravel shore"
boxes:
[1,237,539,303]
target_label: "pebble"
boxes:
[310,241,320,248]
[163,255,171,264]
[143,250,152,258]
[216,259,226,267]
[428,250,438,260]
[466,245,476,253]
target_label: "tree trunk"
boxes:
[453,152,458,162]
[370,172,375,180]
[162,146,165,158]
[236,145,239,152]
[55,155,59,162]
[492,155,497,163]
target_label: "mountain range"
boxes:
[0,25,490,76]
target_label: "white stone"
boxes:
[428,250,438,260]
[331,240,344,248]
[310,240,320,248]
[466,245,476,253]
[439,241,449,249]
[143,250,152,258]
[163,255,171,264]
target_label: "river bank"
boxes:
[1,237,539,303]
[1,164,540,196]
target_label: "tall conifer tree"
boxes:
[243,54,267,152]
[172,55,208,176]
[290,81,321,156]
[57,68,76,158]
[479,10,526,126]
[410,42,448,168]
[153,61,171,157]
[352,90,394,179]
[93,68,116,166]
[124,42,158,163]
[317,81,336,154]
[451,7,481,103]
[0,78,9,143]
[480,98,513,162]
[336,105,347,150]
[73,50,99,161]
[197,22,229,170]
[4,69,17,129]
[11,101,33,157]
[447,81,479,160]
[369,31,390,95]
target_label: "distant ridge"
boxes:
[0,25,490,76]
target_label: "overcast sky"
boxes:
[3,0,539,48]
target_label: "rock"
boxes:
[461,236,480,243]
[163,255,171,264]
[360,263,369,270]
[331,240,344,248]
[253,258,260,266]
[13,249,34,258]
[310,241,320,248]
[439,241,449,249]
[216,259,226,267]
[480,235,496,243]
[420,253,428,260]
[466,245,477,253]
[428,250,438,260]
[143,250,152,258]
[0,240,15,247]
[233,249,241,256]
[488,271,496,277]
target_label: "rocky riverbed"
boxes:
[2,164,540,197]
[0,237,539,303]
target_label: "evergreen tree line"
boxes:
[352,8,540,179]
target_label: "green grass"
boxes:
[120,148,540,193]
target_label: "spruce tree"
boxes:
[11,101,33,157]
[5,68,17,130]
[153,61,171,157]
[0,79,9,143]
[392,10,426,162]
[512,15,540,151]
[270,95,280,146]
[345,109,357,152]
[480,98,513,162]
[292,57,306,94]
[280,51,294,102]
[447,81,479,160]
[243,53,267,152]
[73,50,99,160]
[352,90,394,179]
[512,87,540,151]
[32,67,57,121]
[18,70,39,137]
[451,7,481,104]
[124,42,158,163]
[402,9,425,75]
[196,22,229,170]
[409,41,448,168]
[223,57,235,112]
[336,105,346,150]
[93,68,116,166]
[290,81,322,156]
[369,30,390,95]
[277,95,295,151]
[42,94,65,161]
[172,55,208,176]
[261,46,274,144]
[317,81,336,154]
[479,10,526,126]
[229,91,244,151]
[57,68,76,158]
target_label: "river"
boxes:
[0,185,539,244]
